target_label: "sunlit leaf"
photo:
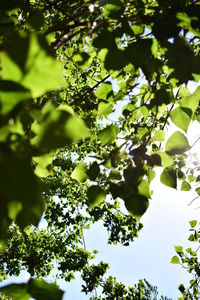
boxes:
[171,256,179,264]
[95,82,113,100]
[189,220,197,228]
[174,245,183,253]
[103,0,124,19]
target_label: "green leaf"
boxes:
[71,162,88,183]
[103,0,124,20]
[147,169,156,183]
[189,220,197,228]
[187,174,195,182]
[0,81,31,114]
[108,169,122,181]
[27,9,45,30]
[93,29,115,49]
[87,186,106,209]
[140,106,149,118]
[171,255,180,264]
[124,194,149,221]
[97,100,113,116]
[160,167,177,189]
[99,125,119,146]
[137,180,150,198]
[95,82,113,100]
[178,284,185,293]
[195,187,200,196]
[158,152,173,167]
[104,49,128,71]
[28,278,64,300]
[87,162,100,181]
[165,131,190,155]
[170,106,191,132]
[109,182,124,199]
[174,245,183,253]
[0,283,29,300]
[0,151,44,230]
[131,24,144,35]
[180,86,200,113]
[31,102,88,151]
[2,32,64,97]
[181,180,191,191]
[154,130,165,142]
[125,39,154,78]
[33,152,55,178]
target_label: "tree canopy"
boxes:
[1,0,200,299]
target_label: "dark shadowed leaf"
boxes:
[124,194,149,221]
[87,186,106,209]
[27,278,64,300]
[87,162,100,181]
[0,283,29,300]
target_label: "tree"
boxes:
[0,0,200,298]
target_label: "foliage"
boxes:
[1,0,200,299]
[171,220,200,300]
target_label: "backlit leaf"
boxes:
[170,106,191,132]
[71,162,88,183]
[2,32,64,97]
[0,81,31,114]
[180,86,200,113]
[99,125,119,146]
[160,167,177,189]
[165,131,190,155]
[31,102,88,151]
[181,181,191,191]
[154,130,165,142]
